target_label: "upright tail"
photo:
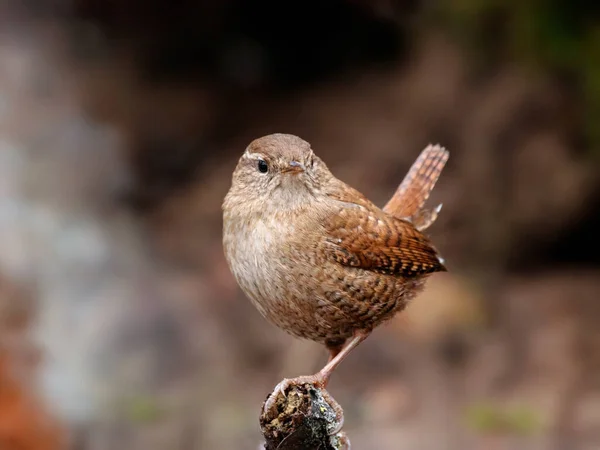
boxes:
[383,144,449,231]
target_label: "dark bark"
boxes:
[259,383,350,450]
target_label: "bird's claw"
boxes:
[262,375,325,416]
[319,389,345,435]
[262,378,291,415]
[276,378,292,398]
[262,374,344,436]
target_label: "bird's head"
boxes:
[224,134,332,215]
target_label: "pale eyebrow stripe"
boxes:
[245,152,265,160]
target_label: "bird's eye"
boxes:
[257,159,268,173]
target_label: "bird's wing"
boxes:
[321,205,446,277]
[383,144,449,224]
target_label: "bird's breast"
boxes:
[223,212,297,317]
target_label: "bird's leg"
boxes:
[318,331,369,383]
[263,331,370,417]
[326,339,346,363]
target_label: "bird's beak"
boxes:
[281,161,304,174]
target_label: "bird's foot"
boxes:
[262,373,344,435]
[319,389,345,435]
[262,374,326,415]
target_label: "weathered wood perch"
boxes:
[259,383,350,450]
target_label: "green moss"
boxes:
[465,402,542,435]
[124,395,164,423]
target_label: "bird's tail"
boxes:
[383,144,449,231]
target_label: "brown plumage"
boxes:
[222,134,448,417]
[384,144,448,230]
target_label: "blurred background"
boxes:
[0,1,599,449]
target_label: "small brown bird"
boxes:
[222,134,448,413]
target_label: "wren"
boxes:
[222,134,448,414]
